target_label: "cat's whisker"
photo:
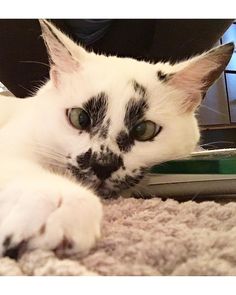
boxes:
[30,78,49,94]
[130,182,154,198]
[18,84,35,96]
[33,152,67,165]
[144,152,196,174]
[154,152,192,163]
[200,141,234,147]
[190,192,201,202]
[19,60,50,68]
[32,148,67,160]
[29,146,67,160]
[26,140,63,151]
[199,141,234,149]
[39,159,68,169]
[130,185,145,196]
[35,153,67,163]
[30,147,69,168]
[26,141,68,158]
[116,176,149,198]
[41,160,67,169]
[31,140,89,159]
[199,104,228,116]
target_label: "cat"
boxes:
[0,19,233,258]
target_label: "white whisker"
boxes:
[39,159,68,169]
[200,141,234,148]
[199,104,228,116]
[19,60,50,68]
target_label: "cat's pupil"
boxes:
[134,122,146,137]
[79,111,90,128]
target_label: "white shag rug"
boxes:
[1,197,236,276]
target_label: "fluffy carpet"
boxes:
[1,197,236,276]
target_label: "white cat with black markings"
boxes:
[0,20,233,258]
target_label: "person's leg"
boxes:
[85,19,156,59]
[0,20,48,97]
[0,19,71,98]
[145,19,234,63]
[0,19,155,97]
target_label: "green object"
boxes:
[151,155,236,174]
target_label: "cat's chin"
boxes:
[95,186,120,199]
[67,165,120,199]
[67,164,147,199]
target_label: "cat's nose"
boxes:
[91,149,123,180]
[91,162,121,180]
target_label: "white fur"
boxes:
[0,20,231,256]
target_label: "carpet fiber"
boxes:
[1,197,236,276]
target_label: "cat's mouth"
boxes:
[67,164,147,199]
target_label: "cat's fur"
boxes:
[0,20,234,257]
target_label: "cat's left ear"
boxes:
[39,19,85,86]
[167,42,234,113]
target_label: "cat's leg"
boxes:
[0,160,102,258]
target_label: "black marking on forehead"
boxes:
[83,92,108,136]
[98,118,111,139]
[124,98,149,130]
[157,70,174,82]
[116,130,135,153]
[132,80,147,97]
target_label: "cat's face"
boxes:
[35,20,234,198]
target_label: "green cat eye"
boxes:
[131,120,161,141]
[67,108,91,130]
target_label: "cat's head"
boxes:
[36,20,234,198]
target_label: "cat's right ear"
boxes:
[39,19,85,87]
[166,42,234,113]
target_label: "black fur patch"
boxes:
[83,92,108,136]
[112,167,147,191]
[76,148,92,169]
[3,244,21,260]
[116,130,135,153]
[133,80,147,97]
[157,70,174,82]
[2,236,27,259]
[90,149,123,180]
[96,170,145,199]
[91,147,123,167]
[124,98,149,130]
[69,157,147,199]
[3,235,11,247]
[73,147,124,181]
[99,118,110,139]
[68,164,92,183]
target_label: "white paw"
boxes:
[0,184,102,258]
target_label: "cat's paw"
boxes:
[0,185,102,258]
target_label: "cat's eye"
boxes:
[131,121,161,141]
[67,108,91,130]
